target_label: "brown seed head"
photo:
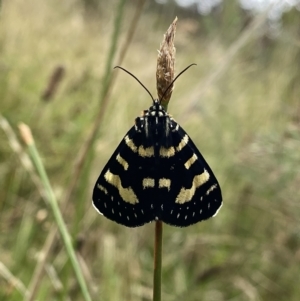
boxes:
[156,17,177,107]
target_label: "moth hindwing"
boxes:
[92,100,222,227]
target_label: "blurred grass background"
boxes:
[1,0,300,300]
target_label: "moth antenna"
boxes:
[159,63,197,103]
[114,66,155,102]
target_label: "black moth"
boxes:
[92,65,222,227]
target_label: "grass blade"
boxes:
[18,123,92,301]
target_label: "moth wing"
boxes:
[159,125,222,227]
[92,126,160,227]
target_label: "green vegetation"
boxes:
[1,0,300,300]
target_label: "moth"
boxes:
[92,65,222,227]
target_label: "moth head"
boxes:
[149,100,165,113]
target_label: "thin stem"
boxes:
[19,125,92,301]
[24,229,57,301]
[153,221,163,301]
[62,0,126,207]
[0,261,28,297]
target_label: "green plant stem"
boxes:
[100,0,126,100]
[153,221,163,301]
[63,0,127,206]
[27,142,92,301]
